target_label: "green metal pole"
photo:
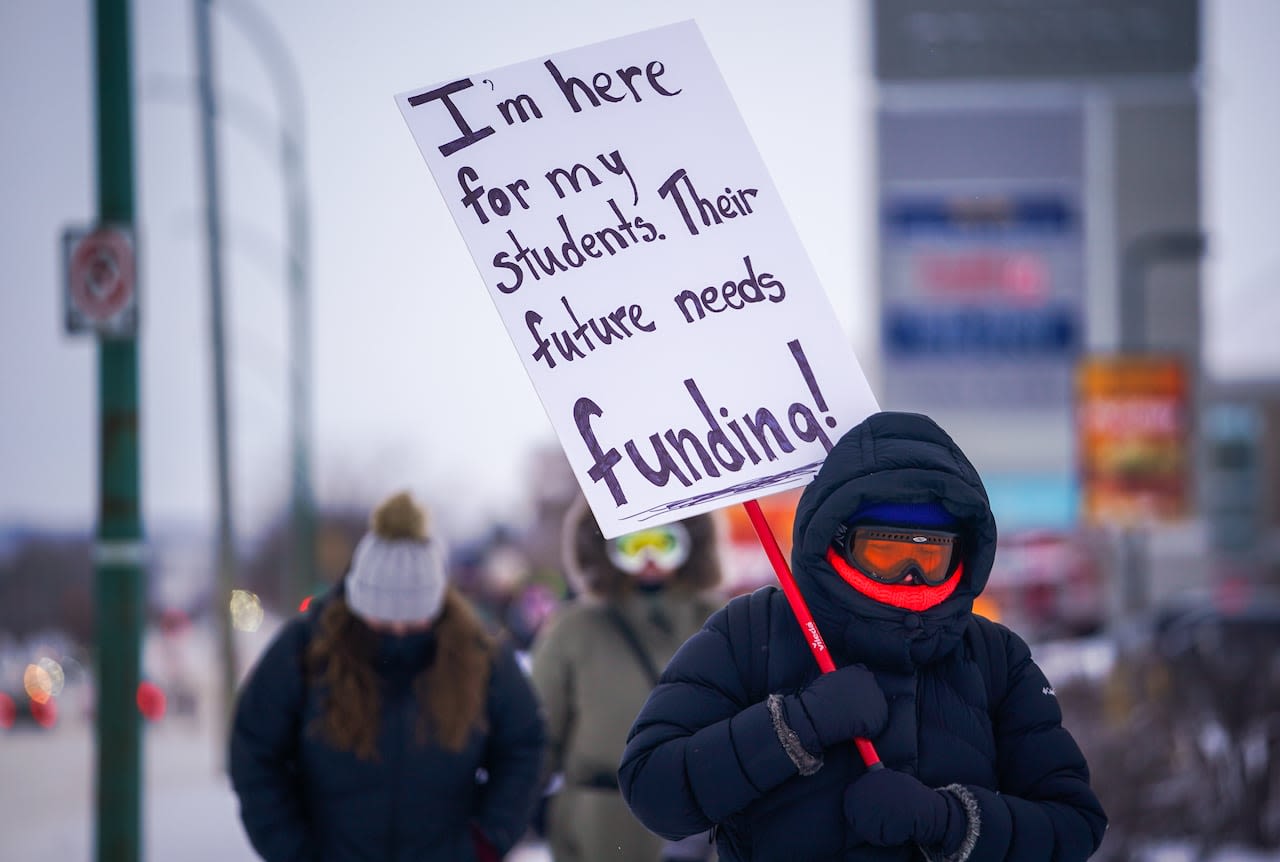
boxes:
[93,2,144,861]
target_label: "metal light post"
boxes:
[193,0,239,731]
[216,0,316,608]
[1111,229,1207,623]
[93,2,145,859]
[197,0,316,611]
[192,0,316,726]
[1120,231,1207,355]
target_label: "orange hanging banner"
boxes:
[1075,354,1191,526]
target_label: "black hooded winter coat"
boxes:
[618,412,1107,861]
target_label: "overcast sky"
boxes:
[1,0,1276,542]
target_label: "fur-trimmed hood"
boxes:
[561,495,722,599]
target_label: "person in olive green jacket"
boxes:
[530,496,723,862]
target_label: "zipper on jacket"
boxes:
[387,683,408,855]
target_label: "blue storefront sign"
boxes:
[878,109,1085,411]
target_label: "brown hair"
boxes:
[306,587,495,759]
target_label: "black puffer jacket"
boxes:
[229,589,546,862]
[619,412,1107,860]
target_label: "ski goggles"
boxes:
[607,523,691,575]
[832,524,961,586]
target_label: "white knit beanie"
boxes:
[345,491,447,624]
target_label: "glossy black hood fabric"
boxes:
[791,412,998,669]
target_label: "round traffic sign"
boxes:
[69,228,135,323]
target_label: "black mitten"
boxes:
[783,664,887,751]
[844,768,965,851]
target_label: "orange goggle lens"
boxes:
[838,526,959,586]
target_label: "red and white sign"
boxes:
[64,225,138,336]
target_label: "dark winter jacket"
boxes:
[619,412,1107,861]
[229,588,546,862]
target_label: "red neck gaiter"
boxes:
[826,547,963,612]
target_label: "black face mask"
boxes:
[375,631,436,668]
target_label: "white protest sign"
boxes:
[396,20,878,538]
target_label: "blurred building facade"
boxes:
[870,0,1277,637]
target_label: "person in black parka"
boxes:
[229,491,547,862]
[618,412,1107,861]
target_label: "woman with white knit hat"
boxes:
[229,491,547,862]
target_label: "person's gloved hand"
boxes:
[844,768,962,849]
[784,664,887,751]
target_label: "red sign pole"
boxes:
[741,499,882,770]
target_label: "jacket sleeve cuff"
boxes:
[935,783,980,862]
[766,694,823,776]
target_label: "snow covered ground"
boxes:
[0,715,552,860]
[5,717,1274,860]
[0,618,552,861]
[4,714,1274,861]
[1,619,1271,861]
